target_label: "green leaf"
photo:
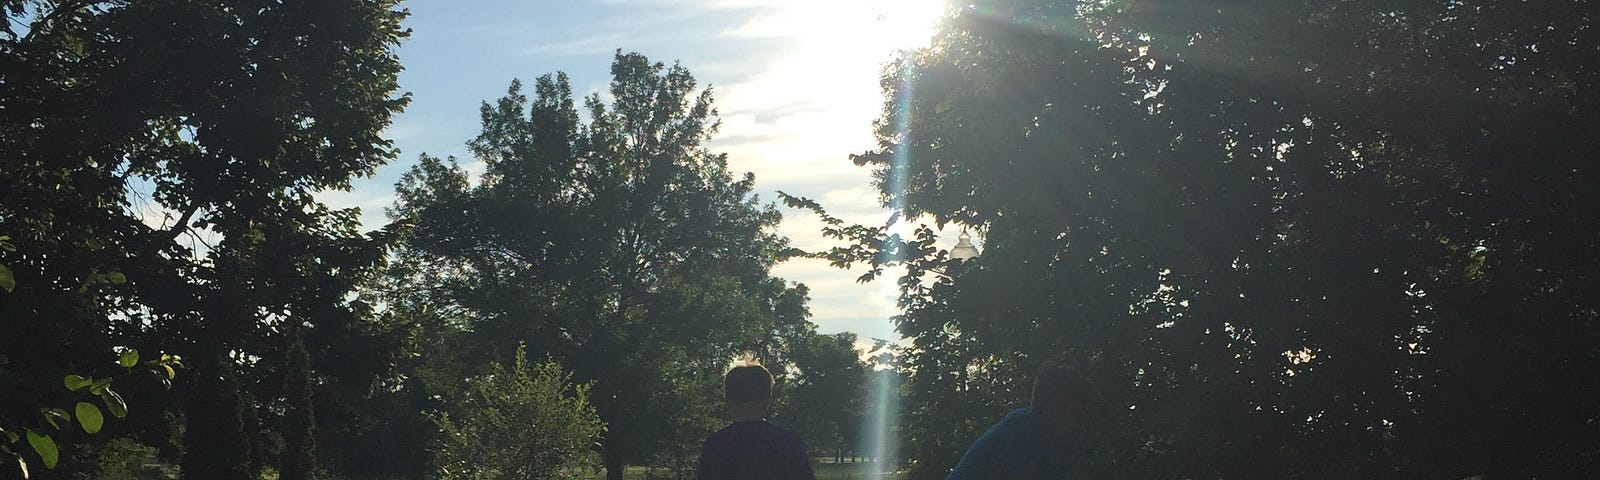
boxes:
[99,387,128,419]
[161,365,175,380]
[23,431,55,469]
[105,271,126,284]
[75,402,104,434]
[118,349,139,368]
[63,374,92,392]
[40,409,68,431]
[0,264,14,293]
[89,377,112,395]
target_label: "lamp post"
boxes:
[949,230,980,262]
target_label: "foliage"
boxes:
[791,0,1600,478]
[180,354,252,480]
[0,349,178,478]
[389,51,808,479]
[279,337,316,480]
[1,1,412,478]
[431,345,604,480]
[774,332,868,460]
[66,437,161,480]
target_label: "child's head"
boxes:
[724,362,774,408]
[1031,361,1093,437]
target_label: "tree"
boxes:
[279,336,316,480]
[389,51,807,479]
[432,345,603,480]
[179,355,252,480]
[1,1,411,478]
[774,332,868,462]
[0,348,179,477]
[792,0,1600,477]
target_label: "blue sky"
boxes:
[319,0,949,342]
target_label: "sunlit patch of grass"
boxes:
[813,461,905,480]
[569,462,904,480]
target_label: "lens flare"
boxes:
[858,62,916,479]
[864,365,900,474]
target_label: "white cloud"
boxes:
[524,32,629,57]
[697,0,945,341]
[316,188,397,233]
[358,0,949,341]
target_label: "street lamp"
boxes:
[949,230,979,261]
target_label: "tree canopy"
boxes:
[388,51,823,479]
[790,0,1599,478]
[6,1,1592,478]
[2,1,410,477]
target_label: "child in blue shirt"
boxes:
[697,363,816,480]
[947,362,1092,479]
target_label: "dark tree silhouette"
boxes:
[1,1,411,478]
[789,0,1600,478]
[388,51,813,479]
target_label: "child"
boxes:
[697,363,816,480]
[946,362,1093,479]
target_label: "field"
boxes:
[814,461,905,480]
[577,461,903,479]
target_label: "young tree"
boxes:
[432,345,603,480]
[279,336,316,480]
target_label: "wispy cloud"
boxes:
[316,188,397,233]
[365,0,948,340]
[524,32,629,57]
[771,257,900,340]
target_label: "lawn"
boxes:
[575,461,903,479]
[813,461,905,480]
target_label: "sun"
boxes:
[864,0,948,51]
[775,0,947,131]
[718,1,949,343]
[793,0,946,58]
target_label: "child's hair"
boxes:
[1032,361,1093,410]
[724,363,774,403]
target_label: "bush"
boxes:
[432,345,603,479]
[68,437,162,480]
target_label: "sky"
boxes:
[319,0,951,342]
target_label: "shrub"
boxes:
[432,345,603,479]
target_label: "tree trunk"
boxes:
[181,353,253,480]
[280,337,317,480]
[604,445,626,480]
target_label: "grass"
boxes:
[573,461,904,480]
[813,461,905,480]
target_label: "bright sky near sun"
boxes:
[320,0,948,342]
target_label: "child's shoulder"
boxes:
[703,420,804,450]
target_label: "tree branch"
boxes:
[20,0,91,46]
[158,205,199,245]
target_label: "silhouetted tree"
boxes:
[280,336,316,480]
[1,1,411,478]
[389,51,809,480]
[791,0,1600,478]
[775,332,868,462]
[180,355,251,480]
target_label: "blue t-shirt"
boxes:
[697,420,815,480]
[946,408,1076,480]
